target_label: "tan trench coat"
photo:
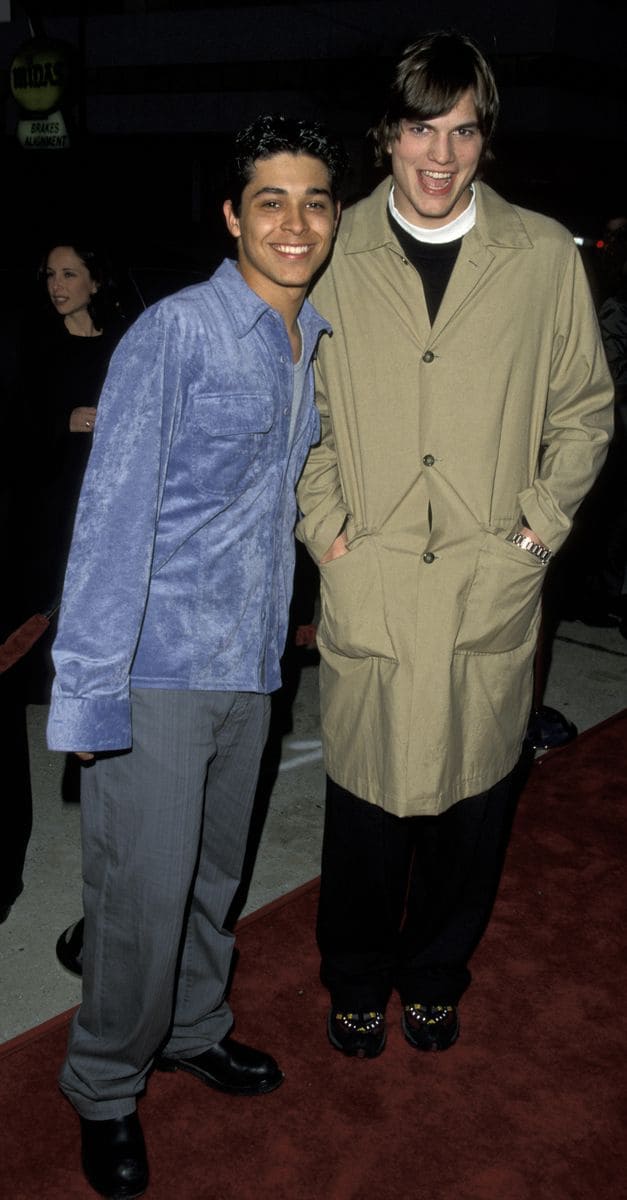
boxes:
[297,179,614,817]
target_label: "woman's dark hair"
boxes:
[39,242,119,331]
[372,31,499,167]
[226,114,348,215]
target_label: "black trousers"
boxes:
[317,766,523,1010]
[0,670,33,909]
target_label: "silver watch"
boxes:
[506,531,552,565]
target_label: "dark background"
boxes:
[1,0,626,284]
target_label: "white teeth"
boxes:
[274,244,310,255]
[422,171,452,179]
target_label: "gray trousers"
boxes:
[59,687,270,1119]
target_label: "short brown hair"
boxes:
[372,31,499,166]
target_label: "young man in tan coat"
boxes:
[297,31,613,1057]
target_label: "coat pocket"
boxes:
[317,538,397,661]
[190,393,274,496]
[454,534,544,654]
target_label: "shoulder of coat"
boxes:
[476,181,575,254]
[335,177,393,255]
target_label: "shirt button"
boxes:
[422,454,435,466]
[422,552,435,564]
[422,350,435,363]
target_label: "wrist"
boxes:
[506,530,552,565]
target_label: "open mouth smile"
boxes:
[419,170,455,194]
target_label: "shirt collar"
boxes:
[388,185,477,244]
[212,258,331,343]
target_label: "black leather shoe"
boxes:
[80,1112,148,1199]
[56,917,84,976]
[155,1035,283,1095]
[525,705,577,751]
[402,1002,460,1052]
[327,1009,386,1058]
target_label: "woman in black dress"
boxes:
[26,242,125,613]
[3,244,125,921]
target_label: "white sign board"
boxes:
[17,110,70,150]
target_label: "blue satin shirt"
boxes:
[47,258,328,752]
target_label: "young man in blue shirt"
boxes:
[47,114,343,1200]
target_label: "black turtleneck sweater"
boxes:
[388,211,462,325]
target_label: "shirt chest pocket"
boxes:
[190,393,275,497]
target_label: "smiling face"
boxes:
[223,152,339,311]
[388,89,484,229]
[46,246,98,321]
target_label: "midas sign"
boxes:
[10,40,70,114]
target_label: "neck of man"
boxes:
[389,184,477,245]
[262,286,305,362]
[237,260,306,360]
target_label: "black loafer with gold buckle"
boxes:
[402,1002,459,1051]
[327,1009,386,1058]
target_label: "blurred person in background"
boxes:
[597,216,627,634]
[554,217,627,631]
[24,242,126,621]
[19,242,127,812]
[0,298,33,923]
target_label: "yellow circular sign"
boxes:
[10,40,69,114]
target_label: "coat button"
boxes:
[422,454,435,466]
[422,552,435,564]
[422,350,435,363]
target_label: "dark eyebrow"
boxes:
[251,185,333,199]
[406,118,480,131]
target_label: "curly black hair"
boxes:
[227,114,347,215]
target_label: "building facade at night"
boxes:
[1,1,626,264]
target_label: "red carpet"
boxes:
[1,713,626,1199]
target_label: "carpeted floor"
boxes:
[1,713,626,1199]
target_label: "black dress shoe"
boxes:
[327,1009,386,1058]
[156,1035,283,1095]
[56,917,84,976]
[525,705,578,752]
[80,1112,148,1199]
[402,1002,460,1052]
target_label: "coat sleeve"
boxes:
[296,359,350,562]
[46,305,182,752]
[518,243,615,550]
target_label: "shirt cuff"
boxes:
[46,689,132,752]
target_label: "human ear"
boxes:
[223,199,241,239]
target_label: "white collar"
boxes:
[389,185,477,244]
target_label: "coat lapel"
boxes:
[429,230,494,341]
[430,182,534,341]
